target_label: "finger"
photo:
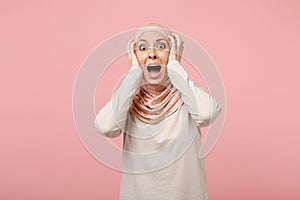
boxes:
[127,38,135,54]
[129,40,140,67]
[130,40,136,53]
[179,41,184,61]
[171,33,181,51]
[127,52,132,63]
[168,35,177,56]
[167,35,177,62]
[127,40,133,64]
[171,33,183,60]
[126,39,131,53]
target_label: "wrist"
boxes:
[167,60,188,80]
[167,59,180,67]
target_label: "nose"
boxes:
[148,48,157,59]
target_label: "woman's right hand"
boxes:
[127,38,139,68]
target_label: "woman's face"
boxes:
[134,31,170,85]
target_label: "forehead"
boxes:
[137,31,167,43]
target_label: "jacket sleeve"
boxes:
[94,66,143,137]
[167,60,222,127]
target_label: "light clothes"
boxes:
[94,60,221,200]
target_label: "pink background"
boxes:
[1,0,299,199]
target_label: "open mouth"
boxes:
[147,65,162,79]
[147,65,161,72]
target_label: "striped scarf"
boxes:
[129,78,183,124]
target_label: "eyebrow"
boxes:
[156,38,168,42]
[137,38,168,43]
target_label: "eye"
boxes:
[156,43,166,50]
[138,44,147,51]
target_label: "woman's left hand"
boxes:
[168,33,184,63]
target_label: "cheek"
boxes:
[135,51,148,65]
[157,51,170,64]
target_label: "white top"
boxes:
[94,60,222,200]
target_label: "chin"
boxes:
[146,78,164,85]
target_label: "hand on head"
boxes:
[167,32,184,63]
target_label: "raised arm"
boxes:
[94,39,143,137]
[167,60,221,127]
[167,33,221,127]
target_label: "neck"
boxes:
[142,77,171,93]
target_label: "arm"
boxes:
[167,33,221,127]
[167,60,221,127]
[94,66,143,137]
[94,38,143,137]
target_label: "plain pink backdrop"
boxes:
[1,0,299,199]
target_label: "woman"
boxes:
[94,23,221,200]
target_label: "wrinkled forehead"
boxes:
[136,31,169,45]
[134,27,171,43]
